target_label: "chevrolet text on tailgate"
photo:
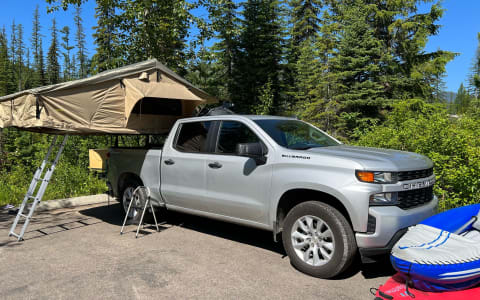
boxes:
[107,115,438,278]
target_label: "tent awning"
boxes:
[0,59,217,135]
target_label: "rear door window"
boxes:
[174,121,212,153]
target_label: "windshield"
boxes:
[254,119,340,150]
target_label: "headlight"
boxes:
[370,192,398,205]
[355,171,398,184]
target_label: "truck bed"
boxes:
[107,147,164,205]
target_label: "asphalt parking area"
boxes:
[0,202,393,299]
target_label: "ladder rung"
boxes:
[33,179,48,183]
[9,232,19,238]
[28,195,36,199]
[33,178,49,182]
[19,213,29,219]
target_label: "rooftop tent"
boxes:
[0,59,216,135]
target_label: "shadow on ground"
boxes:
[79,203,395,280]
[0,207,101,246]
[0,209,15,224]
[79,203,125,226]
[79,203,286,255]
[338,255,395,280]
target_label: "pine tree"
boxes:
[255,77,275,115]
[23,47,33,90]
[293,39,318,105]
[91,0,120,73]
[74,6,87,78]
[293,0,455,137]
[10,21,16,69]
[184,47,223,97]
[288,0,322,58]
[328,0,386,137]
[70,54,76,78]
[60,26,74,80]
[0,28,11,95]
[367,0,455,101]
[50,0,193,75]
[38,39,46,85]
[4,26,15,94]
[468,33,480,98]
[432,71,447,103]
[116,1,192,74]
[232,0,284,113]
[285,0,323,107]
[207,0,239,100]
[15,23,25,91]
[293,7,339,133]
[47,18,60,84]
[31,5,45,87]
[454,83,472,114]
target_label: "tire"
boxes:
[120,178,145,223]
[282,201,357,278]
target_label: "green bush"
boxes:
[0,131,108,207]
[355,99,480,211]
[0,162,106,206]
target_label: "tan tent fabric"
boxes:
[0,59,216,135]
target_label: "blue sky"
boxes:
[1,0,479,92]
[1,0,96,61]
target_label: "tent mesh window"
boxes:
[131,98,183,116]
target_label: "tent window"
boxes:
[131,97,182,116]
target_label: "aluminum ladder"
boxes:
[120,186,159,238]
[9,135,69,241]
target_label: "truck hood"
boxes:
[306,145,433,171]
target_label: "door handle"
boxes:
[164,159,175,165]
[208,162,222,169]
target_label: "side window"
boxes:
[174,121,212,153]
[216,121,261,154]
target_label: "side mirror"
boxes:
[236,142,267,165]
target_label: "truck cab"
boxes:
[107,115,438,278]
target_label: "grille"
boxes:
[397,186,434,209]
[398,168,433,181]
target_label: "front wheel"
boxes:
[282,201,357,278]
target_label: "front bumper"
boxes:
[355,195,438,250]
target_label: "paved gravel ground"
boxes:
[0,202,393,300]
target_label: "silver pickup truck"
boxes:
[107,115,438,278]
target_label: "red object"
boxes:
[375,273,480,299]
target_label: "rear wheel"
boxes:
[121,179,144,222]
[282,201,357,278]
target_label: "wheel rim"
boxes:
[122,187,139,218]
[291,215,335,266]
